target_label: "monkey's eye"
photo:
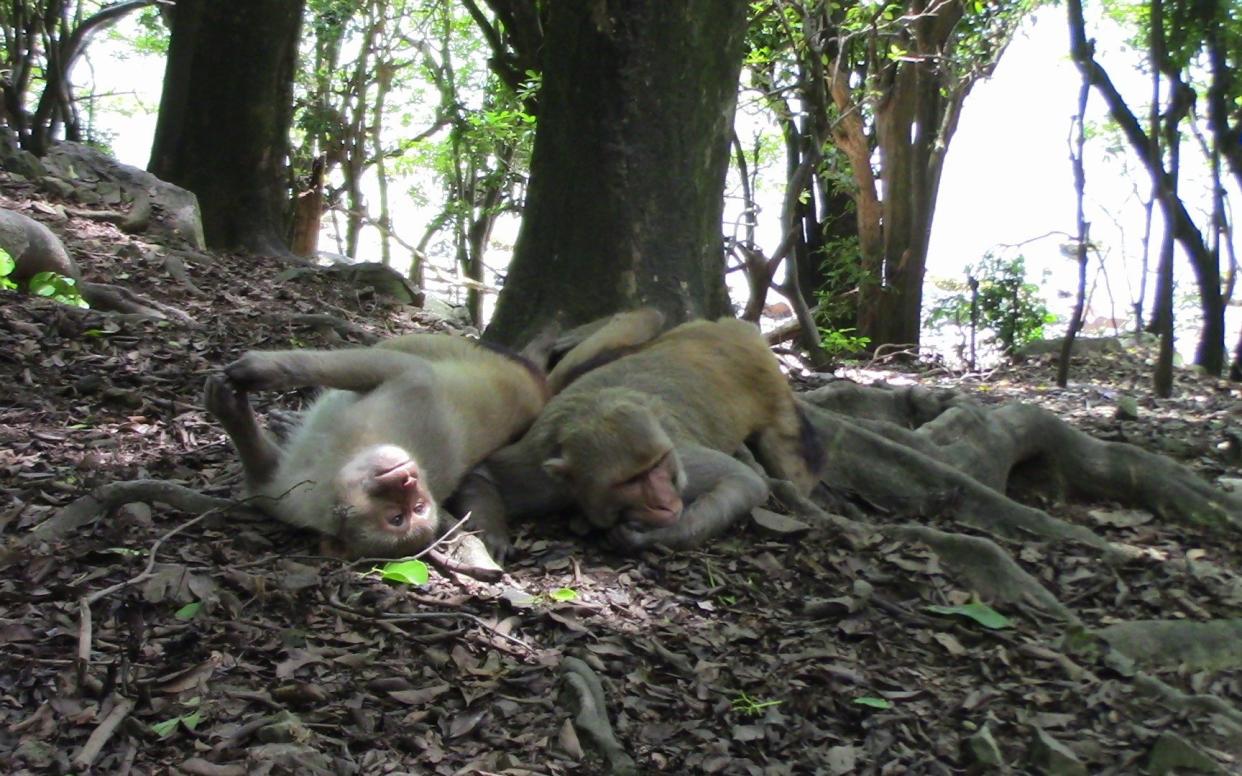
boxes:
[387,513,406,528]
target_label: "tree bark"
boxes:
[148,0,305,255]
[1066,0,1224,374]
[484,0,749,347]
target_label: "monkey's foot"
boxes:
[203,373,252,427]
[223,352,293,391]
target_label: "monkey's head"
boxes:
[331,444,440,557]
[544,391,686,530]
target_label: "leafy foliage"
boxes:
[27,270,89,308]
[0,249,17,290]
[926,252,1055,358]
[376,559,430,586]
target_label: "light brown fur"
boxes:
[205,334,546,558]
[466,317,822,557]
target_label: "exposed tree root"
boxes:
[1096,619,1242,670]
[801,381,1242,539]
[31,479,242,541]
[560,656,637,775]
[1132,672,1242,732]
[277,261,421,304]
[799,398,1111,549]
[79,280,194,322]
[888,524,1075,621]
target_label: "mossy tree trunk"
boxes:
[148,0,304,255]
[484,0,749,347]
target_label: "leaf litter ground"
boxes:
[0,175,1240,774]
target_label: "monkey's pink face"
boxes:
[608,450,685,529]
[335,445,439,556]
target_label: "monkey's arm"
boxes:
[225,348,431,393]
[610,445,768,551]
[454,443,574,563]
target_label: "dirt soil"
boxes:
[1,171,1240,775]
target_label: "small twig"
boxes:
[71,695,135,770]
[78,511,216,671]
[324,589,534,653]
[344,510,475,571]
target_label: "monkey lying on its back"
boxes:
[461,317,825,559]
[203,310,666,558]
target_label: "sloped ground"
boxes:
[1,172,1240,774]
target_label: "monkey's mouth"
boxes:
[629,503,682,529]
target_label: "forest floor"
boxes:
[1,170,1240,775]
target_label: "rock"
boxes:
[1114,395,1139,420]
[0,208,78,282]
[965,723,1005,768]
[42,142,205,249]
[1146,731,1224,774]
[37,176,76,200]
[0,128,46,179]
[1028,728,1087,776]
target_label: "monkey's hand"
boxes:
[224,352,299,392]
[608,447,768,552]
[452,466,512,564]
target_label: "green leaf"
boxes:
[377,559,429,585]
[853,696,893,710]
[925,602,1011,630]
[151,717,181,738]
[181,710,203,731]
[175,602,202,620]
[548,587,578,602]
[0,248,14,277]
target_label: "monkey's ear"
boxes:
[542,456,571,482]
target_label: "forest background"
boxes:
[22,0,1242,381]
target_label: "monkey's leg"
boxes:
[752,408,822,495]
[546,308,666,393]
[225,349,432,393]
[610,446,768,551]
[203,375,282,486]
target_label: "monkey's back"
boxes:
[554,318,795,451]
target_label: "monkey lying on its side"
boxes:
[460,317,824,560]
[203,310,666,559]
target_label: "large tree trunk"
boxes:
[484,0,749,347]
[148,0,304,255]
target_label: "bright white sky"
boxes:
[89,6,1236,360]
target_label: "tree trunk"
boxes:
[148,0,304,254]
[484,0,749,347]
[1066,0,1224,374]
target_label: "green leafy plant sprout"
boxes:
[925,601,1011,630]
[853,696,893,710]
[0,248,16,290]
[374,559,430,586]
[818,327,871,358]
[925,251,1054,361]
[28,270,89,308]
[548,587,578,603]
[732,691,783,716]
[151,698,203,738]
[175,602,202,621]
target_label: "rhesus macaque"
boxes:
[203,312,665,559]
[460,318,824,559]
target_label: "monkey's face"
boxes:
[546,403,687,530]
[333,444,440,557]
